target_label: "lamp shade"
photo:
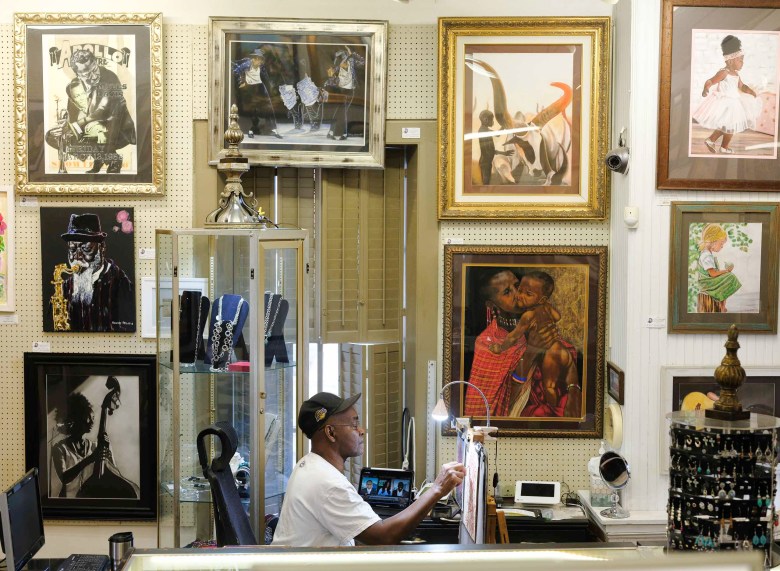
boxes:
[431,398,449,421]
[429,380,491,427]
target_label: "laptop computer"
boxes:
[358,467,414,518]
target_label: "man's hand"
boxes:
[430,461,466,499]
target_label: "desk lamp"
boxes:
[431,380,492,432]
[432,380,500,503]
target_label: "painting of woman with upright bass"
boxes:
[24,353,156,519]
[50,376,140,499]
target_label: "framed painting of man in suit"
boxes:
[442,245,607,437]
[40,207,135,333]
[14,13,163,195]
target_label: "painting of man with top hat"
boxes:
[40,208,135,332]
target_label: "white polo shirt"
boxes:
[272,452,380,547]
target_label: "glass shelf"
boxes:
[159,360,298,375]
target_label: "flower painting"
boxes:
[0,187,13,311]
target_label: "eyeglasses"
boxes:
[325,420,363,431]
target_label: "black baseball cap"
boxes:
[298,392,361,439]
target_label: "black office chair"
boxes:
[197,421,257,546]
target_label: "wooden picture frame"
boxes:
[40,207,136,333]
[24,352,157,520]
[607,361,624,405]
[209,17,387,168]
[0,186,14,312]
[13,13,164,195]
[657,0,780,191]
[437,17,611,219]
[668,202,779,333]
[442,245,607,437]
[659,365,780,474]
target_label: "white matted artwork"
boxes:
[140,277,209,338]
[659,365,780,474]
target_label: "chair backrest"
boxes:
[196,421,257,546]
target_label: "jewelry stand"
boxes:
[666,326,779,569]
[206,294,250,370]
[179,291,210,364]
[264,293,289,366]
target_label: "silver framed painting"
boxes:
[13,13,164,195]
[209,17,387,168]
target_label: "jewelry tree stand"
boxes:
[666,326,779,568]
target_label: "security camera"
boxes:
[605,146,630,174]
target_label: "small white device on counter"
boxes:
[514,480,561,506]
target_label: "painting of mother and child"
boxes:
[462,265,589,421]
[688,222,762,314]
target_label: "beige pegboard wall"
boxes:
[437,221,610,492]
[388,24,609,490]
[0,24,198,490]
[192,25,208,121]
[387,25,437,120]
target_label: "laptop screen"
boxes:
[358,467,414,510]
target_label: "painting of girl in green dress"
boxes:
[687,222,761,313]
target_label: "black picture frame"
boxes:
[607,361,625,405]
[24,353,156,520]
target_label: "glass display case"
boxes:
[156,228,308,548]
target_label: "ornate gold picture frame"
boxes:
[14,13,164,195]
[442,245,607,437]
[437,17,611,220]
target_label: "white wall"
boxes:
[2,0,611,25]
[623,0,780,511]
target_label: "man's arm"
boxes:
[355,461,465,545]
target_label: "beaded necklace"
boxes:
[210,296,245,372]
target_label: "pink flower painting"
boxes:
[114,210,134,234]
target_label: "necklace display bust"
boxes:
[206,294,249,370]
[179,291,210,364]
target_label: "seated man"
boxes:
[272,392,464,547]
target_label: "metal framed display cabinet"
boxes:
[156,228,309,547]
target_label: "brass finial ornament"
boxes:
[205,104,276,228]
[706,324,750,421]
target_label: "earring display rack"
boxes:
[666,411,780,568]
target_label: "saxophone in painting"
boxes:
[50,263,81,331]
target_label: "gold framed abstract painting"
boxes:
[437,17,611,219]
